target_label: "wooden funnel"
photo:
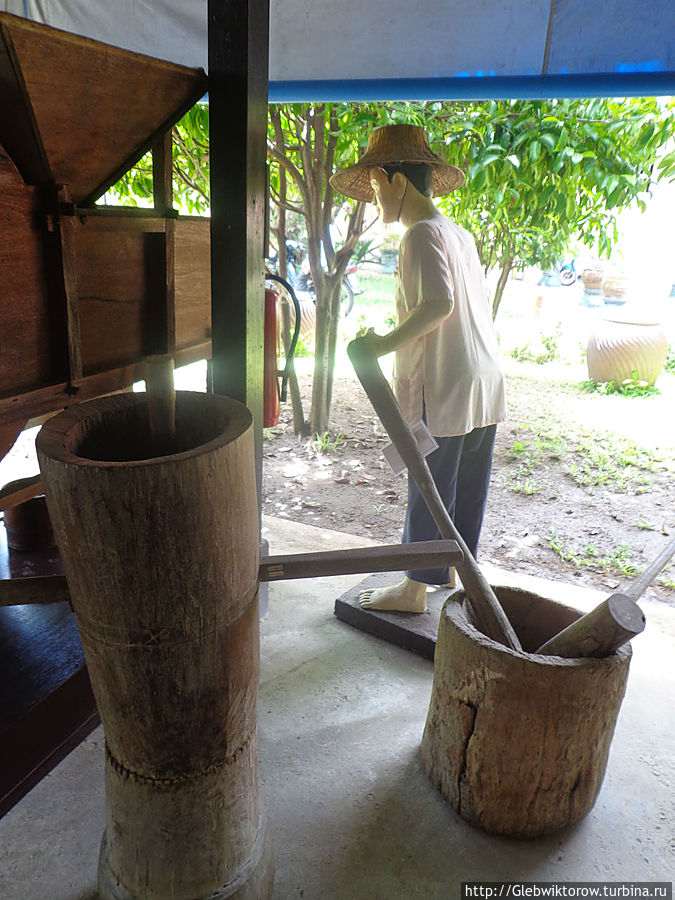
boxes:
[36,392,273,899]
[0,12,207,204]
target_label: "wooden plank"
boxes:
[0,341,211,428]
[259,540,463,581]
[0,149,62,396]
[0,12,207,204]
[0,475,42,512]
[73,209,168,230]
[57,190,83,382]
[152,131,174,217]
[0,574,68,607]
[0,19,51,188]
[174,218,211,350]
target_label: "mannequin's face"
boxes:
[369,167,406,224]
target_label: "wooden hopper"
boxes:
[0,13,206,204]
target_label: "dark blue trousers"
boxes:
[403,423,497,585]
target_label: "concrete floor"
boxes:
[1,515,673,899]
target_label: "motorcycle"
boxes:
[267,240,360,316]
[540,258,578,287]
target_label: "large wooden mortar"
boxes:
[36,392,273,899]
[420,587,631,838]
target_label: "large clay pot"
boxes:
[36,391,273,900]
[420,587,631,838]
[587,313,668,385]
[581,268,604,292]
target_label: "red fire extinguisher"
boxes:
[263,278,301,428]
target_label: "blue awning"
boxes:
[2,0,674,99]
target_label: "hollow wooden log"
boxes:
[420,587,631,838]
[536,593,646,658]
[36,391,273,900]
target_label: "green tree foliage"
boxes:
[434,97,675,317]
[108,96,675,429]
[104,104,210,214]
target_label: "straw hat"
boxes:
[330,124,464,202]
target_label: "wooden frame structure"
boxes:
[0,13,211,506]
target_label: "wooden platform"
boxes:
[333,572,457,660]
[0,524,97,818]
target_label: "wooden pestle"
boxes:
[537,533,675,658]
[347,337,522,652]
[145,354,176,450]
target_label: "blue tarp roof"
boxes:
[2,0,674,99]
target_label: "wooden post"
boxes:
[421,587,631,837]
[36,391,273,899]
[208,0,269,506]
[57,185,83,383]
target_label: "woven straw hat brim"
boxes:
[330,160,465,201]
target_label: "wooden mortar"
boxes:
[36,391,273,899]
[420,586,631,838]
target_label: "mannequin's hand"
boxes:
[355,327,390,357]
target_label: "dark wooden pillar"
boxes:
[208,0,269,501]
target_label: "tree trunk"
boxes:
[491,257,513,319]
[310,275,342,435]
[420,587,631,838]
[37,392,273,899]
[280,297,309,436]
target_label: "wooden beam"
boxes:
[0,574,69,607]
[208,0,269,506]
[1,541,463,606]
[259,540,463,582]
[0,341,211,428]
[57,186,83,382]
[152,130,173,217]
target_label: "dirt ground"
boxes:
[262,365,675,606]
[1,357,672,606]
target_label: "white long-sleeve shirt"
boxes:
[392,214,506,437]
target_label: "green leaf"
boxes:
[480,152,502,166]
[530,140,541,162]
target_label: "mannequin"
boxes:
[330,125,506,614]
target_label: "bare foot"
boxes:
[443,567,457,589]
[359,577,428,613]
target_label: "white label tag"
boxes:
[382,421,439,475]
